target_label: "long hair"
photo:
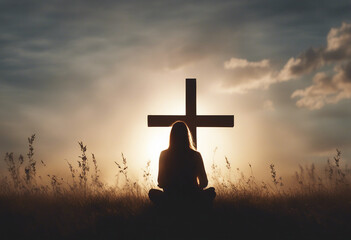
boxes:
[169,121,196,150]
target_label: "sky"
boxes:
[1,0,351,184]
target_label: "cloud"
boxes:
[224,58,270,69]
[287,23,351,109]
[223,22,351,109]
[278,22,351,80]
[291,61,351,109]
[277,48,324,81]
[222,58,276,93]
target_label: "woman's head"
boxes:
[169,121,196,150]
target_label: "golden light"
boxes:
[140,77,238,184]
[111,74,243,186]
[144,127,170,182]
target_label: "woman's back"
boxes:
[158,148,208,193]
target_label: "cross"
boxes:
[148,78,234,147]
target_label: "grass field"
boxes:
[1,135,350,239]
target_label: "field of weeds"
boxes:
[0,135,350,240]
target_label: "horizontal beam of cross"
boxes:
[148,115,234,127]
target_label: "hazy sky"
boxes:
[1,0,351,183]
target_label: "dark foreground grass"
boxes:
[1,135,350,239]
[0,191,350,240]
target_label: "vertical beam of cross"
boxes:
[185,79,197,144]
[148,78,234,148]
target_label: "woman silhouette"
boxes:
[148,121,216,207]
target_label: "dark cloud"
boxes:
[289,48,324,75]
[291,61,351,109]
[281,22,351,78]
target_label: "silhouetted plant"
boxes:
[24,134,37,187]
[115,153,129,189]
[211,147,223,187]
[4,152,23,190]
[142,160,154,190]
[91,153,104,191]
[78,141,90,195]
[66,160,78,191]
[270,164,283,192]
[334,149,347,186]
[48,174,64,196]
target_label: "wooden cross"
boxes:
[148,78,234,147]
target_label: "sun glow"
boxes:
[121,75,240,185]
[145,127,170,182]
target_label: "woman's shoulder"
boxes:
[189,149,202,158]
[160,149,168,156]
[160,149,173,158]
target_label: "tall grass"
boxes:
[1,135,350,239]
[1,134,350,198]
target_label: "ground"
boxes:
[1,193,350,240]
